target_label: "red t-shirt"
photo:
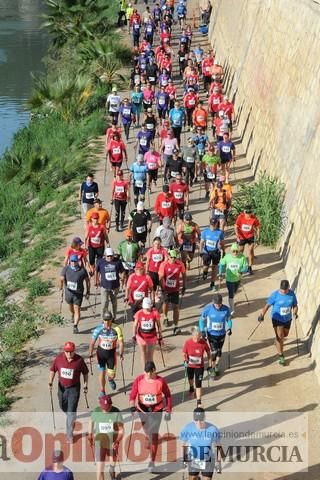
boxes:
[218,101,234,120]
[127,273,154,303]
[165,85,176,100]
[209,82,223,94]
[235,213,260,240]
[183,338,210,368]
[154,192,177,219]
[112,179,129,201]
[146,246,168,273]
[170,181,189,205]
[129,374,172,412]
[65,247,87,265]
[184,92,198,109]
[158,259,185,293]
[108,139,126,163]
[202,58,213,76]
[135,309,160,339]
[87,224,106,248]
[105,127,122,147]
[209,93,223,113]
[50,352,89,388]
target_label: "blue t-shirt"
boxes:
[96,259,124,290]
[169,107,185,127]
[199,304,232,336]
[180,421,220,460]
[156,91,169,109]
[136,131,153,154]
[37,467,74,480]
[177,4,187,16]
[153,7,162,19]
[267,289,298,323]
[120,104,133,124]
[80,181,99,205]
[130,162,148,182]
[201,228,224,252]
[193,134,209,153]
[217,140,235,162]
[131,91,143,105]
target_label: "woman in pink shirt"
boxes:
[142,82,155,111]
[161,129,178,165]
[144,145,162,191]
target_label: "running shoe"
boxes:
[278,355,285,366]
[108,379,117,390]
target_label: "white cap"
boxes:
[214,59,219,65]
[105,247,114,256]
[112,86,117,92]
[218,110,224,117]
[137,153,144,162]
[224,95,228,100]
[137,201,144,210]
[142,297,152,309]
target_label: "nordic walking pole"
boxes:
[89,355,93,376]
[84,390,89,409]
[49,388,56,430]
[126,416,135,461]
[227,335,231,369]
[120,357,127,395]
[242,282,250,305]
[294,314,300,356]
[247,321,263,340]
[94,285,98,316]
[88,437,96,466]
[131,339,136,376]
[158,338,166,368]
[59,289,64,314]
[86,295,96,316]
[181,366,187,402]
[123,299,128,327]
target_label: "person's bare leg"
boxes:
[99,370,106,392]
[140,345,147,367]
[74,305,81,325]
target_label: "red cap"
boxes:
[91,212,99,219]
[99,395,112,410]
[64,341,75,352]
[135,261,144,269]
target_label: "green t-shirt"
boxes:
[91,406,123,444]
[117,240,140,263]
[202,153,220,167]
[219,253,248,282]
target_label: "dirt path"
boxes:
[3,1,320,479]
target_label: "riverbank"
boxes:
[0,0,130,410]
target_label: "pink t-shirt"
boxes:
[163,137,178,156]
[144,151,161,170]
[143,88,154,102]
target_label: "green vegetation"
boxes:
[0,0,130,410]
[232,174,286,247]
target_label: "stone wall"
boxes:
[208,0,320,372]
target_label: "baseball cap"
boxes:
[103,311,113,321]
[163,216,171,226]
[70,254,79,262]
[244,205,253,213]
[137,153,144,162]
[217,180,223,188]
[210,218,219,226]
[72,237,83,244]
[91,212,99,219]
[280,280,290,290]
[224,95,228,100]
[137,201,144,210]
[105,247,114,257]
[184,212,192,221]
[144,361,156,373]
[147,107,153,113]
[125,229,133,238]
[112,86,117,92]
[52,450,64,463]
[168,249,177,258]
[99,394,112,410]
[231,243,239,251]
[163,184,169,193]
[212,293,223,305]
[142,297,152,309]
[193,407,205,422]
[218,110,224,117]
[117,169,123,176]
[135,261,144,269]
[64,341,75,352]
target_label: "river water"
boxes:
[0,0,48,156]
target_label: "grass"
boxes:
[0,0,125,410]
[231,173,286,247]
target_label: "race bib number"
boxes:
[140,138,147,146]
[152,253,163,262]
[229,263,239,272]
[113,147,121,155]
[241,224,252,232]
[60,368,74,379]
[159,98,165,105]
[99,423,113,434]
[183,244,193,252]
[206,239,216,248]
[280,307,291,315]
[67,281,77,291]
[136,225,146,233]
[207,171,215,179]
[221,146,231,153]
[148,162,156,169]
[161,201,171,208]
[171,171,178,177]
[141,320,154,330]
[149,76,155,82]
[115,186,124,193]
[213,98,220,104]
[211,322,223,331]
[214,209,224,216]
[191,458,206,470]
[142,394,157,404]
[91,236,101,245]
[189,99,195,105]
[186,156,194,163]
[166,278,177,288]
[162,79,168,86]
[123,108,130,116]
[135,180,144,188]
[105,271,117,281]
[85,192,94,199]
[146,123,154,130]
[174,191,183,199]
[100,340,113,350]
[189,356,202,365]
[134,290,145,300]
[110,103,118,109]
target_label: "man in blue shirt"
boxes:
[199,293,232,377]
[79,173,99,215]
[258,280,298,365]
[37,450,73,480]
[200,219,225,291]
[96,248,124,321]
[180,407,221,479]
[169,100,185,147]
[130,154,149,205]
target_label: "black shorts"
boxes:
[163,291,180,305]
[187,367,204,388]
[208,334,225,356]
[88,245,104,266]
[95,444,114,462]
[97,347,116,371]
[111,161,122,169]
[272,318,292,329]
[220,157,232,165]
[176,203,185,220]
[180,244,196,255]
[148,169,158,181]
[65,289,83,306]
[148,271,159,289]
[226,281,240,299]
[238,237,255,246]
[188,461,215,477]
[202,250,221,266]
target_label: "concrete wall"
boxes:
[208,0,320,370]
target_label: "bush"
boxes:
[231,174,286,247]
